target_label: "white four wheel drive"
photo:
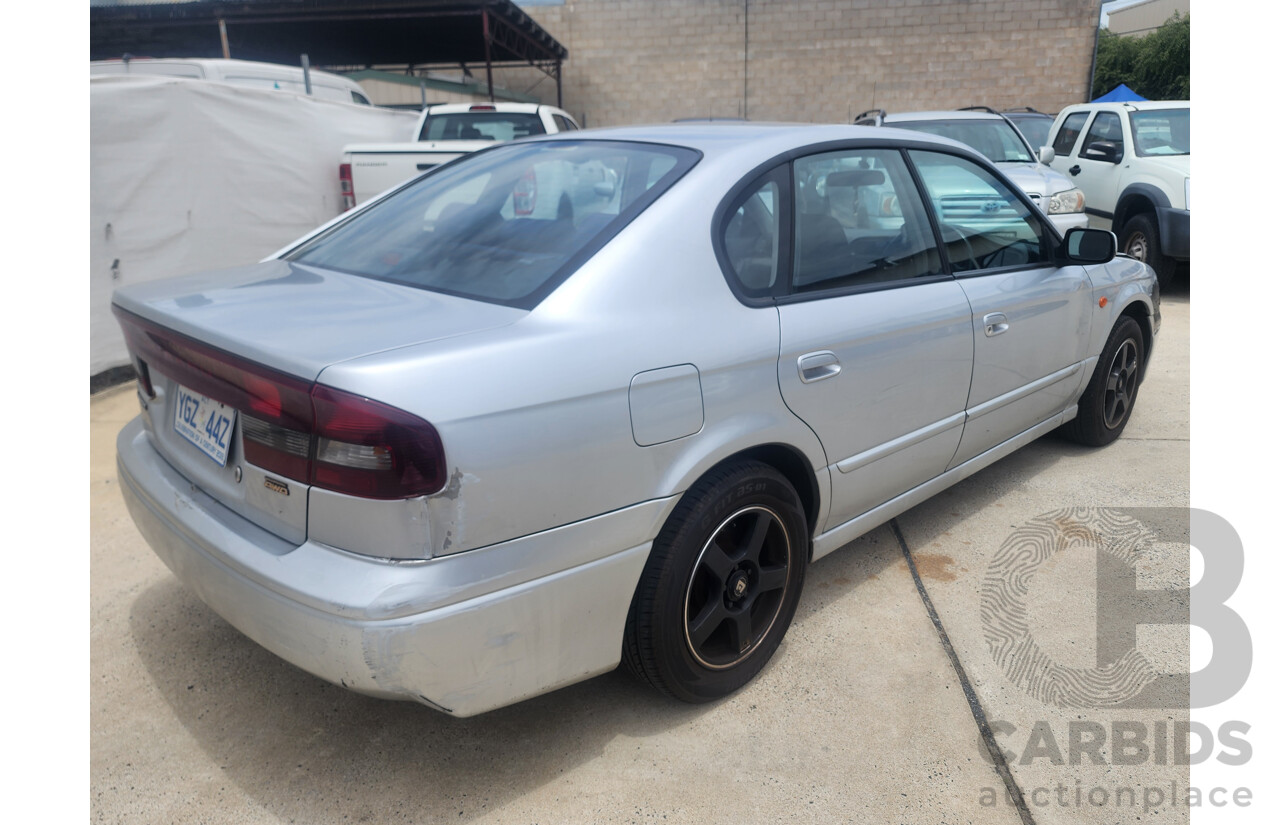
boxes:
[1046,101,1190,288]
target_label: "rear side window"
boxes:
[908,150,1048,273]
[289,141,699,308]
[721,171,785,298]
[419,112,547,141]
[553,114,578,132]
[1051,111,1089,156]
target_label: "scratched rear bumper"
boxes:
[117,416,659,716]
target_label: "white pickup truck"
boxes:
[340,102,580,209]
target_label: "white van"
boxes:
[90,58,373,106]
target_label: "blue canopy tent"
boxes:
[1093,83,1147,102]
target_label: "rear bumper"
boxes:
[117,417,663,716]
[1157,207,1190,260]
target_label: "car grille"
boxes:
[939,194,1029,223]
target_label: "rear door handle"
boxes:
[798,351,841,383]
[983,312,1009,337]
[1068,164,1081,176]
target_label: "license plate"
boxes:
[173,384,237,467]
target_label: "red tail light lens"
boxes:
[339,163,356,211]
[113,306,446,499]
[311,386,445,498]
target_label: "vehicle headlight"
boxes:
[1184,177,1190,211]
[1047,187,1086,214]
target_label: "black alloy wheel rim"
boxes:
[683,505,792,669]
[1104,338,1140,429]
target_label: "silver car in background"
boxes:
[114,123,1158,716]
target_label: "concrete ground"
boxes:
[91,289,1189,825]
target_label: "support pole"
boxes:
[482,10,495,103]
[556,59,562,108]
[218,19,230,59]
[301,53,312,95]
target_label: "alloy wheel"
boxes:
[683,506,793,669]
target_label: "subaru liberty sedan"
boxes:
[114,123,1158,716]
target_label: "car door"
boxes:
[771,148,975,531]
[907,149,1093,468]
[1057,110,1127,228]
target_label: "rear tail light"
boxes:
[113,306,446,499]
[339,163,356,211]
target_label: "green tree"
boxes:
[1092,13,1189,100]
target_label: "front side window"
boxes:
[1051,111,1089,156]
[290,141,698,307]
[791,149,942,292]
[418,112,547,142]
[908,150,1048,274]
[1081,112,1125,159]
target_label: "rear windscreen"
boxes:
[289,141,699,308]
[418,112,547,142]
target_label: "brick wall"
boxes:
[493,0,1102,127]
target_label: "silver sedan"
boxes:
[114,123,1158,716]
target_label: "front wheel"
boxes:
[1062,316,1145,447]
[623,461,808,703]
[1119,213,1173,290]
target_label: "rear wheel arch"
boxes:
[715,444,821,545]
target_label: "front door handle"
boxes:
[1068,164,1081,176]
[798,351,841,383]
[983,312,1009,337]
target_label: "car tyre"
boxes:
[1119,213,1173,290]
[1062,316,1145,447]
[623,460,808,703]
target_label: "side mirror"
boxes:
[1081,141,1121,164]
[1038,145,1055,164]
[1061,227,1116,264]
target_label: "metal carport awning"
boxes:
[89,0,569,106]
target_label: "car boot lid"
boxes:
[112,260,527,381]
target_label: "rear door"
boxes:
[908,149,1093,467]
[771,147,975,531]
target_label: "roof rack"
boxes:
[1001,106,1048,114]
[958,105,1000,115]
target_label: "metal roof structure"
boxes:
[90,0,568,104]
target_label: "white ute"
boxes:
[340,102,580,209]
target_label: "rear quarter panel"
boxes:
[314,159,829,557]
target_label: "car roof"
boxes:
[523,121,986,169]
[881,110,1004,122]
[1062,100,1190,113]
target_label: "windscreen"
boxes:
[289,141,699,307]
[1129,108,1190,157]
[893,119,1035,164]
[418,112,547,141]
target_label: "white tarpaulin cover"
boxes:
[90,75,418,376]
